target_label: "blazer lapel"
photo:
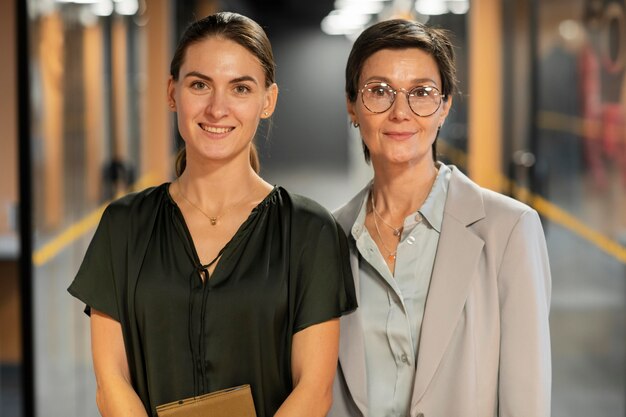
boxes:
[411,168,486,404]
[334,185,370,416]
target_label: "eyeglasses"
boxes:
[360,82,445,117]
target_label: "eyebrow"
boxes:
[184,71,259,85]
[365,76,439,86]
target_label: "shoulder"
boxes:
[445,168,547,265]
[476,186,543,244]
[479,186,535,219]
[332,183,370,236]
[277,187,336,227]
[102,184,167,225]
[447,166,536,228]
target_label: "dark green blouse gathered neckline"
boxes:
[164,183,280,278]
[68,183,356,417]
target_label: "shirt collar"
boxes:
[351,162,451,238]
[417,162,450,233]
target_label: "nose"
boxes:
[388,91,411,121]
[205,89,229,119]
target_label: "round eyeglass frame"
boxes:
[359,82,446,117]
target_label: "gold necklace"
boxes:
[372,211,399,262]
[370,189,403,237]
[176,180,249,226]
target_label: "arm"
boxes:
[274,319,340,417]
[498,210,552,416]
[91,309,149,417]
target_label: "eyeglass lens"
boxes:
[361,83,442,116]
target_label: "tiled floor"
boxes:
[547,224,625,417]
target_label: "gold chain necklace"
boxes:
[372,210,399,262]
[370,189,403,237]
[176,180,249,226]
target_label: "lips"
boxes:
[384,131,415,140]
[199,123,234,134]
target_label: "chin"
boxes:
[384,151,431,166]
[385,151,417,163]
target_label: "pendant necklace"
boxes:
[372,211,399,262]
[370,190,403,237]
[176,180,248,226]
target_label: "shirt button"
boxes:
[415,213,422,222]
[401,353,409,364]
[407,236,416,245]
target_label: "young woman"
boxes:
[69,12,356,417]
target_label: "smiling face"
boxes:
[348,47,452,169]
[168,36,277,169]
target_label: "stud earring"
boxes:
[263,111,269,117]
[351,121,360,128]
[169,102,175,109]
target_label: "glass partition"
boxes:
[531,0,626,415]
[26,0,175,415]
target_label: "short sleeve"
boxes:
[67,207,121,321]
[292,212,357,333]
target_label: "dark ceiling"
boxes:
[222,0,335,24]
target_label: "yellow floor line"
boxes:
[32,173,159,267]
[33,206,106,266]
[531,193,626,263]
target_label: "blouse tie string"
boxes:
[193,257,220,395]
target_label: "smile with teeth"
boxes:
[200,124,234,134]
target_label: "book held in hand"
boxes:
[156,384,257,417]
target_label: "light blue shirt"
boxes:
[350,163,451,417]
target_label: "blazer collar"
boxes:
[440,166,486,226]
[411,166,487,404]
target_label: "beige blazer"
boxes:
[329,167,551,417]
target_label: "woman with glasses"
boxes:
[68,12,355,417]
[328,19,551,417]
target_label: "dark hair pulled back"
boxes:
[171,12,276,176]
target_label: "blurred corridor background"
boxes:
[0,0,625,416]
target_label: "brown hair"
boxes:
[345,19,458,163]
[171,12,276,176]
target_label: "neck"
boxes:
[370,158,438,218]
[177,151,269,211]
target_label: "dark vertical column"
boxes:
[528,0,540,196]
[126,16,139,181]
[101,17,115,200]
[503,0,515,197]
[16,0,34,415]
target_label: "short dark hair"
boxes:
[171,12,276,176]
[345,19,458,162]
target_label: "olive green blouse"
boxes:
[68,184,356,417]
